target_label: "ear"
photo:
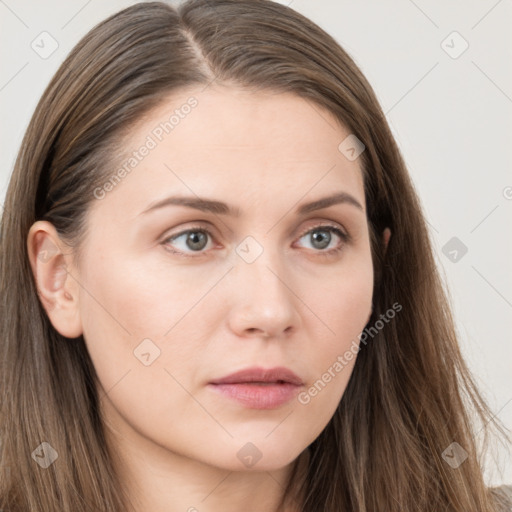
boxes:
[365,227,392,324]
[382,227,391,255]
[27,220,83,338]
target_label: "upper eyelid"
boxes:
[165,219,348,239]
[297,221,348,237]
[163,221,349,250]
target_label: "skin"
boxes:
[28,85,391,512]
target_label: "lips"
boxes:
[208,366,304,409]
[209,366,303,386]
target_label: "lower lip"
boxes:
[208,382,301,409]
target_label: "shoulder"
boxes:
[490,484,512,511]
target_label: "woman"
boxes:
[0,1,510,510]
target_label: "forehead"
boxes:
[89,85,366,222]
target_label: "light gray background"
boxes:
[1,0,511,486]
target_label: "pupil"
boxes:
[187,231,207,251]
[312,230,330,249]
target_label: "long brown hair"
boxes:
[0,1,509,510]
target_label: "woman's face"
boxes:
[57,86,374,471]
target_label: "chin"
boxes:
[195,435,306,473]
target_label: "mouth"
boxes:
[209,366,303,386]
[208,366,304,409]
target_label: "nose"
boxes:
[226,243,302,339]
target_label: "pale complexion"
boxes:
[28,85,391,512]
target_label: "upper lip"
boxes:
[209,366,303,386]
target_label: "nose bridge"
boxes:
[237,234,290,300]
[227,233,300,336]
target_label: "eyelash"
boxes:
[162,223,351,259]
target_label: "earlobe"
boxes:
[27,221,83,338]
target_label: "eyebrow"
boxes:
[139,191,364,217]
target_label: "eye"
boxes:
[162,223,351,258]
[294,223,350,256]
[162,225,215,257]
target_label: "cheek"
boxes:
[309,251,374,347]
[78,249,226,395]
[77,256,208,435]
[81,247,204,338]
[297,255,373,414]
